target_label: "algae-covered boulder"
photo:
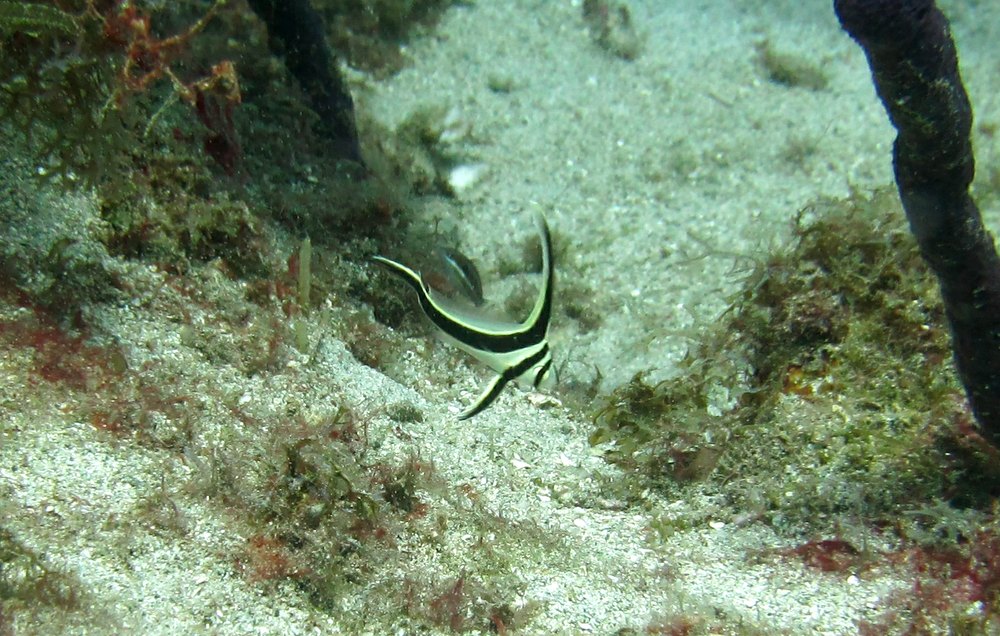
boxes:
[0,152,118,314]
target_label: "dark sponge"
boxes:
[835,0,1000,445]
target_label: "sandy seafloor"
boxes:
[3,0,1000,634]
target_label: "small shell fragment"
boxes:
[511,456,532,469]
[527,392,561,409]
[447,163,486,194]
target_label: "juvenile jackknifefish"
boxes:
[373,213,556,419]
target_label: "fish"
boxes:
[373,212,556,419]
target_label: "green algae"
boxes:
[755,39,829,91]
[592,188,998,530]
